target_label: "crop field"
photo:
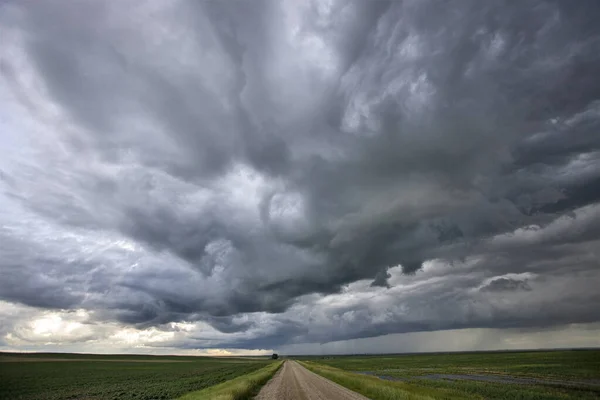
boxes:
[299,349,600,399]
[0,352,274,400]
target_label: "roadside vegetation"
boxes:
[300,360,467,399]
[0,352,274,400]
[298,350,600,400]
[178,360,282,400]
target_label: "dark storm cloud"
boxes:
[370,269,392,288]
[480,278,532,292]
[1,0,600,349]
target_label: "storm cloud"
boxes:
[1,0,599,352]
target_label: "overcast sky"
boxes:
[1,0,600,356]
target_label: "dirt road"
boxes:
[255,360,369,400]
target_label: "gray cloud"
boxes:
[481,278,532,292]
[1,0,600,350]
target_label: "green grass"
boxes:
[299,350,600,379]
[178,360,282,400]
[300,361,469,400]
[297,350,600,400]
[0,352,274,400]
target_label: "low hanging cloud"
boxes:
[1,0,600,351]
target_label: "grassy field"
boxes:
[0,352,275,400]
[299,349,600,399]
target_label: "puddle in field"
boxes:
[354,371,600,387]
[355,371,409,382]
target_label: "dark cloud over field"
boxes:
[1,0,600,352]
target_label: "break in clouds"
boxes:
[1,0,600,353]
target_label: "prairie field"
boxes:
[0,352,274,400]
[298,349,600,399]
[2,350,599,399]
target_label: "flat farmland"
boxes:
[0,352,273,400]
[298,349,600,399]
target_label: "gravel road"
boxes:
[255,360,369,400]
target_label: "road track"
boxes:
[255,360,369,400]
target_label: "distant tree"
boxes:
[271,353,278,360]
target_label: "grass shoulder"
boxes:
[298,360,469,400]
[178,360,283,400]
